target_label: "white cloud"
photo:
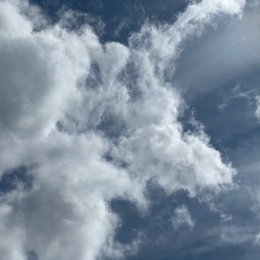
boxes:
[0,0,92,140]
[175,1,260,98]
[255,95,260,120]
[254,233,260,245]
[0,0,246,259]
[171,205,195,230]
[0,132,145,260]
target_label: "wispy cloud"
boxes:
[255,95,260,120]
[171,205,195,230]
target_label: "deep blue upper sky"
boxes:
[29,0,188,43]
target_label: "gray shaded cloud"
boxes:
[0,0,247,259]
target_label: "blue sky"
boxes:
[0,0,260,259]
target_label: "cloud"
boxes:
[171,205,195,230]
[255,95,260,120]
[175,0,260,98]
[254,233,260,245]
[0,0,246,259]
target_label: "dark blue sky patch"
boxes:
[110,199,146,245]
[97,113,127,139]
[0,166,33,194]
[27,250,38,260]
[110,181,260,259]
[29,0,188,44]
[188,85,260,151]
[111,184,229,259]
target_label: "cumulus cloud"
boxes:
[0,0,246,259]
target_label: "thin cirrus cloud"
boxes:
[174,1,260,99]
[0,0,247,260]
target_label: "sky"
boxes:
[0,0,260,259]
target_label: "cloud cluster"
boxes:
[0,0,246,259]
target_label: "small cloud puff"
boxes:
[255,95,260,120]
[171,205,195,230]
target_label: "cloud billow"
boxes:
[0,0,246,259]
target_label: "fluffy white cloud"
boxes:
[0,133,145,260]
[0,0,246,259]
[0,0,91,139]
